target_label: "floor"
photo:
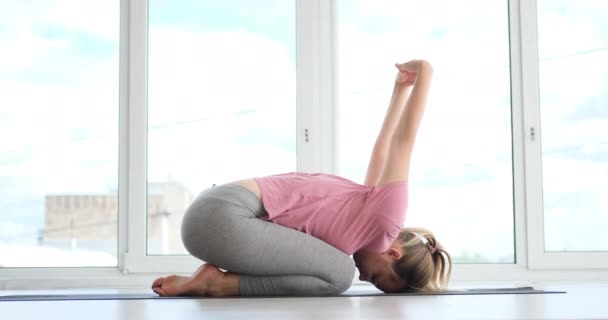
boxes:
[0,282,606,320]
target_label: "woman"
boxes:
[152,59,451,296]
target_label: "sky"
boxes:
[0,0,606,266]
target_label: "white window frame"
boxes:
[1,0,608,290]
[121,0,336,274]
[520,0,608,269]
[120,0,198,274]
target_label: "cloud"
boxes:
[148,27,295,124]
[146,27,296,190]
[1,23,297,222]
[538,0,608,57]
[0,0,118,72]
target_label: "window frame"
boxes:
[1,0,607,289]
[123,0,335,273]
[520,0,608,269]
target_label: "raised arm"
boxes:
[363,69,412,186]
[374,60,433,186]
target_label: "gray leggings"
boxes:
[180,184,356,296]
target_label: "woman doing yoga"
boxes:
[152,59,452,296]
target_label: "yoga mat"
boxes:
[0,287,565,301]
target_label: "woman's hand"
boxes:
[394,63,416,87]
[394,60,432,87]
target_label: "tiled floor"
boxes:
[1,282,606,320]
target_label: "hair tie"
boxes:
[412,232,437,254]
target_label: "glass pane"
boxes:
[337,0,513,263]
[147,0,296,255]
[538,0,608,252]
[0,1,119,267]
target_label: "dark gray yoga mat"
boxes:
[0,287,565,301]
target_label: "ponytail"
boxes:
[392,227,452,291]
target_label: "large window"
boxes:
[1,0,607,283]
[0,1,119,267]
[146,0,297,255]
[337,0,514,263]
[538,0,608,252]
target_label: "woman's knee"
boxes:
[180,205,203,256]
[180,197,248,261]
[180,200,222,258]
[325,256,356,294]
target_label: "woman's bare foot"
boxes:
[151,263,225,297]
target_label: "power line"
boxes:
[541,46,608,61]
[1,47,606,160]
[0,107,262,160]
[347,47,608,96]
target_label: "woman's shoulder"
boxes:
[366,180,408,221]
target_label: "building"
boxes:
[42,181,194,255]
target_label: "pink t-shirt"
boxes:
[253,172,408,255]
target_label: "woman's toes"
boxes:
[150,266,226,297]
[152,277,165,289]
[152,287,167,297]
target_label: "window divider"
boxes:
[508,0,530,269]
[520,0,546,271]
[296,0,337,173]
[121,0,153,273]
[119,0,203,274]
[118,0,131,275]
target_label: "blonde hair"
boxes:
[390,227,452,292]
